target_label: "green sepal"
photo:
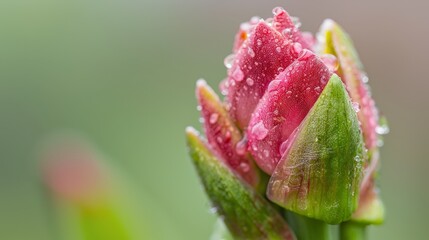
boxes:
[267,74,364,224]
[186,127,296,240]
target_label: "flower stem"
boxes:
[285,212,331,240]
[340,221,366,240]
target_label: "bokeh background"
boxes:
[1,0,427,239]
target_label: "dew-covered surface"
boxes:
[247,51,332,174]
[266,76,364,224]
[196,80,260,187]
[186,128,296,240]
[225,21,302,129]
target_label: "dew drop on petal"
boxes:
[352,102,361,113]
[219,79,229,95]
[223,54,235,69]
[248,48,255,58]
[276,46,282,53]
[235,138,247,156]
[361,73,369,83]
[252,121,268,140]
[272,6,285,15]
[267,80,281,92]
[292,42,303,57]
[196,105,202,111]
[376,124,390,135]
[209,113,219,124]
[282,28,292,36]
[246,78,254,86]
[264,149,270,158]
[232,68,244,81]
[239,162,250,173]
[250,16,261,24]
[314,86,321,93]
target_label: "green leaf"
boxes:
[267,74,364,224]
[186,127,296,240]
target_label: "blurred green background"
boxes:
[0,0,427,239]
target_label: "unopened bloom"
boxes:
[187,6,387,237]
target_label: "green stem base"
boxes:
[340,221,366,240]
[286,212,331,240]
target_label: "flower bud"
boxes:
[267,75,365,224]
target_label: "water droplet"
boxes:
[199,117,205,123]
[252,121,268,140]
[246,78,254,86]
[268,80,281,92]
[248,48,255,58]
[223,54,235,69]
[361,73,369,83]
[257,39,262,46]
[376,125,390,135]
[250,16,261,24]
[209,113,219,124]
[314,86,321,93]
[236,138,247,156]
[219,79,229,95]
[282,28,292,36]
[352,102,361,113]
[276,46,281,53]
[272,6,285,15]
[376,117,389,135]
[232,68,244,81]
[292,42,303,57]
[239,162,250,172]
[354,155,361,162]
[264,149,269,157]
[196,105,202,111]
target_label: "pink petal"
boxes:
[247,50,332,174]
[227,21,301,129]
[272,7,314,50]
[232,17,259,53]
[196,80,260,187]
